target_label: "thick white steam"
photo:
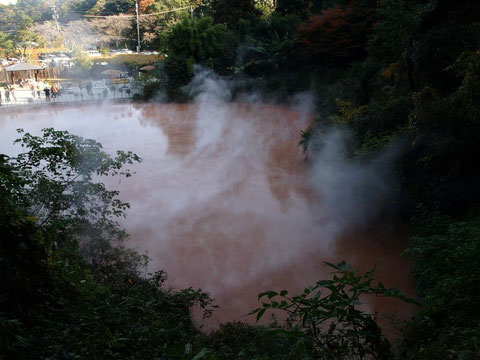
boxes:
[0,71,413,327]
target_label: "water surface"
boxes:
[0,103,415,328]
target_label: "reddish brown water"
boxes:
[0,103,416,332]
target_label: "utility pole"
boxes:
[135,0,141,53]
[51,5,59,31]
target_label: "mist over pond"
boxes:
[0,100,414,327]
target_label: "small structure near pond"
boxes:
[4,63,46,84]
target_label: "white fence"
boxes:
[0,91,134,109]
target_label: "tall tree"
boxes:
[0,31,15,58]
[297,1,376,66]
[209,0,261,29]
[14,18,41,57]
[0,4,27,33]
[162,16,236,99]
[103,0,136,14]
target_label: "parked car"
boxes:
[85,50,101,57]
[119,49,133,54]
[57,54,70,62]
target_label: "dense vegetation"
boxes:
[0,129,213,359]
[2,0,480,358]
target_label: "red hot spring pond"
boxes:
[0,103,416,330]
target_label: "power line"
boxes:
[141,6,190,17]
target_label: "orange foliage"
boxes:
[139,0,155,13]
[298,4,373,65]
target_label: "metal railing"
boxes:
[0,91,135,109]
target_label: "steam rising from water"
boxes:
[0,73,414,328]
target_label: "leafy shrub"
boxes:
[207,322,312,359]
[252,262,416,359]
[161,16,236,100]
[401,218,480,359]
[0,129,214,359]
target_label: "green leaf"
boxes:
[258,290,278,300]
[256,308,266,322]
[104,326,113,339]
[192,348,211,360]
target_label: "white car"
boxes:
[119,49,133,54]
[86,50,101,57]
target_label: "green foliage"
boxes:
[330,99,369,126]
[292,3,480,357]
[0,129,214,359]
[251,262,417,359]
[0,3,32,34]
[146,0,192,20]
[276,0,317,18]
[255,0,276,15]
[367,0,421,64]
[163,53,195,101]
[0,31,14,58]
[103,0,135,14]
[0,13,42,57]
[297,0,480,217]
[237,31,297,75]
[137,0,194,49]
[8,128,140,237]
[15,0,47,21]
[233,13,301,78]
[0,154,52,332]
[161,16,236,100]
[71,0,98,13]
[403,49,480,213]
[166,17,235,65]
[206,322,313,359]
[208,0,261,30]
[400,217,480,359]
[2,1,480,358]
[73,49,94,73]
